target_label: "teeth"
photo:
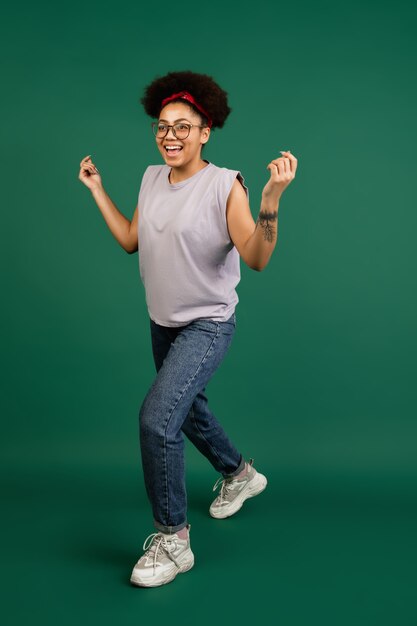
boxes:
[165,146,182,150]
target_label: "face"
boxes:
[155,102,210,167]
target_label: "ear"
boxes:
[201,127,211,145]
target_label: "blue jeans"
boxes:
[138,311,245,534]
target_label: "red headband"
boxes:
[160,91,213,128]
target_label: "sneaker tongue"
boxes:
[161,531,185,542]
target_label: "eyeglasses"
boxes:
[151,121,206,139]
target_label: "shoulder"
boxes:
[139,164,168,187]
[143,164,167,178]
[209,163,249,199]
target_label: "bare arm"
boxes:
[78,154,138,254]
[226,179,278,271]
[91,186,138,254]
[226,151,297,271]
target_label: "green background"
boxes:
[1,0,416,623]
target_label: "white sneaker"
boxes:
[209,458,267,519]
[130,524,194,587]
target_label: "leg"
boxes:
[148,314,244,479]
[181,387,245,478]
[139,314,241,534]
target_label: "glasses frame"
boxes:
[151,121,207,139]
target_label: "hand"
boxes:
[262,150,298,205]
[78,154,103,191]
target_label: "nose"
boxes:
[165,126,176,139]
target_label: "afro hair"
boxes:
[140,70,232,129]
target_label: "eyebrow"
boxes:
[158,117,191,123]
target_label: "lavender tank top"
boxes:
[137,160,249,327]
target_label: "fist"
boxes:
[262,150,298,204]
[78,154,102,190]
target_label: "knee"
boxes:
[139,400,160,439]
[139,399,186,447]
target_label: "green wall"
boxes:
[1,0,416,623]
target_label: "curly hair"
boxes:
[140,70,232,129]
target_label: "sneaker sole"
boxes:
[130,550,195,588]
[209,472,268,519]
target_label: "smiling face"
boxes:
[155,101,211,169]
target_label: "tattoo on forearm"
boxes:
[256,210,278,243]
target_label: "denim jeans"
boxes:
[138,311,245,534]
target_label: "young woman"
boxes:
[78,70,297,588]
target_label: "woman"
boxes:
[78,70,297,588]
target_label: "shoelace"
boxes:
[212,476,236,503]
[141,532,180,572]
[212,458,255,504]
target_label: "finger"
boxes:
[88,162,99,173]
[82,164,96,175]
[271,158,289,176]
[282,158,291,176]
[273,156,292,175]
[280,151,298,173]
[80,155,92,165]
[270,157,288,167]
[277,159,286,177]
[267,163,280,181]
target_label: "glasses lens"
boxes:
[173,123,190,139]
[153,123,168,137]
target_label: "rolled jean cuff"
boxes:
[223,453,246,479]
[153,519,189,534]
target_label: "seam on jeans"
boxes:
[190,400,232,472]
[150,324,178,526]
[183,399,224,472]
[163,323,220,525]
[162,431,168,526]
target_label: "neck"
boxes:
[169,157,208,184]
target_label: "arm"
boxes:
[226,180,277,271]
[91,186,139,254]
[226,151,297,271]
[79,155,138,254]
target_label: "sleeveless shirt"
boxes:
[137,160,249,327]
